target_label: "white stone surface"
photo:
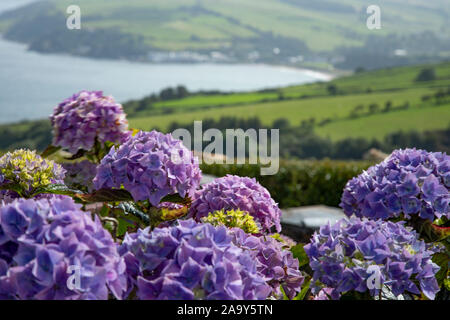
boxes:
[200,174,217,185]
[281,205,346,229]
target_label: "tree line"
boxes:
[164,116,450,160]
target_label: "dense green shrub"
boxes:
[200,160,372,208]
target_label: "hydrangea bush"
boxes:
[0,90,447,300]
[0,197,127,300]
[50,91,130,154]
[189,175,282,233]
[94,130,202,206]
[119,219,271,300]
[340,148,449,222]
[304,217,441,300]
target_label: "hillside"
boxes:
[1,0,449,68]
[127,61,450,141]
[1,61,449,159]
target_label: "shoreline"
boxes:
[0,35,337,82]
[0,36,336,126]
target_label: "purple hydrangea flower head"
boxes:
[62,160,98,192]
[119,219,271,300]
[228,228,304,299]
[304,217,441,300]
[94,130,202,206]
[0,149,66,197]
[340,148,449,221]
[0,197,127,300]
[188,175,282,233]
[50,91,131,154]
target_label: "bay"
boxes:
[0,37,331,124]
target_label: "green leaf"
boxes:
[161,194,191,205]
[340,291,373,300]
[65,149,87,160]
[430,224,450,241]
[410,217,450,242]
[40,145,61,158]
[99,204,110,217]
[432,251,449,287]
[159,206,189,221]
[116,217,138,237]
[294,278,310,300]
[32,184,82,197]
[291,244,309,268]
[0,182,23,196]
[75,188,134,203]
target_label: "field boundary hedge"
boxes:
[200,160,373,208]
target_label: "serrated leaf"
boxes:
[432,252,449,287]
[291,244,309,268]
[32,184,82,197]
[412,218,450,242]
[75,188,134,203]
[40,145,61,158]
[65,149,87,160]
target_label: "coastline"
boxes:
[0,34,337,83]
[0,36,335,125]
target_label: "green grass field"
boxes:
[136,62,450,112]
[315,103,450,141]
[151,92,279,110]
[128,61,450,141]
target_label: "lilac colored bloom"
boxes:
[304,217,441,300]
[50,91,131,154]
[62,160,98,192]
[341,148,449,221]
[0,197,127,300]
[119,219,271,300]
[94,130,202,206]
[229,228,304,299]
[188,175,282,233]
